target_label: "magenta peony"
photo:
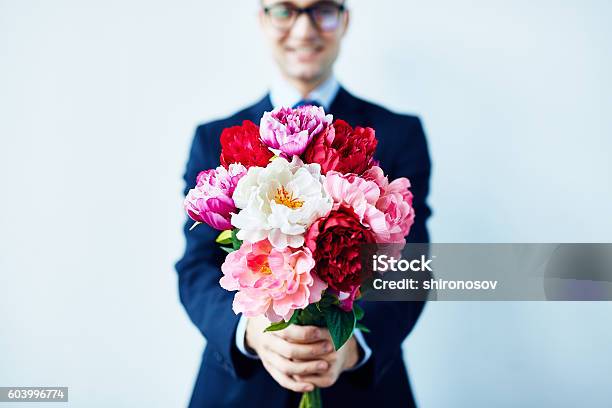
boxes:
[184,163,246,230]
[336,286,361,312]
[259,105,332,158]
[220,239,327,322]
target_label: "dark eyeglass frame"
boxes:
[263,1,347,33]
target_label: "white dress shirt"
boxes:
[269,74,340,111]
[234,75,372,371]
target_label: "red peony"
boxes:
[304,207,375,292]
[303,119,377,175]
[220,120,274,169]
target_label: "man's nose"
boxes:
[289,11,319,40]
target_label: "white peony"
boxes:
[231,156,332,248]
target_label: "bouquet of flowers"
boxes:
[184,105,415,407]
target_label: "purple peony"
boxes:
[259,105,333,158]
[184,163,246,230]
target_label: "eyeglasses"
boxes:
[263,1,346,33]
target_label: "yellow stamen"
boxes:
[260,263,272,275]
[274,186,304,209]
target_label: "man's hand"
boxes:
[245,315,334,393]
[293,335,359,388]
[245,316,361,391]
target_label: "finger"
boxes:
[294,373,337,389]
[262,360,315,393]
[265,335,333,360]
[266,350,329,376]
[273,325,328,344]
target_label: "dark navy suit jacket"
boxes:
[175,87,432,407]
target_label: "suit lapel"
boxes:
[248,94,273,122]
[329,86,365,126]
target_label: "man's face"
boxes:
[259,0,349,85]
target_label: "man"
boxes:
[175,0,432,406]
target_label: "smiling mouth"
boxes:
[286,45,324,60]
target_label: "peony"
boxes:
[326,286,361,312]
[338,286,361,312]
[363,166,415,243]
[304,207,375,293]
[231,157,333,248]
[259,105,333,158]
[323,171,390,242]
[305,170,395,292]
[220,120,274,168]
[220,239,327,322]
[303,119,377,175]
[184,163,246,230]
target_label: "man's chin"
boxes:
[285,67,327,85]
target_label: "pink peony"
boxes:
[220,239,327,322]
[323,171,390,242]
[184,163,246,230]
[363,166,415,243]
[259,105,333,158]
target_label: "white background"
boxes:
[1,0,611,406]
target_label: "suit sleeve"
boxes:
[356,116,432,386]
[175,124,258,380]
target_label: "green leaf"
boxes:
[288,310,300,325]
[220,246,235,254]
[353,303,365,321]
[324,306,356,350]
[215,230,233,245]
[298,304,325,326]
[231,229,242,250]
[355,322,370,333]
[264,310,299,332]
[318,292,337,309]
[264,320,290,332]
[314,293,338,316]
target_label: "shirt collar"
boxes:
[269,75,340,111]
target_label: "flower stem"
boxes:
[298,387,322,408]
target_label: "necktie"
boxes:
[292,99,322,108]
